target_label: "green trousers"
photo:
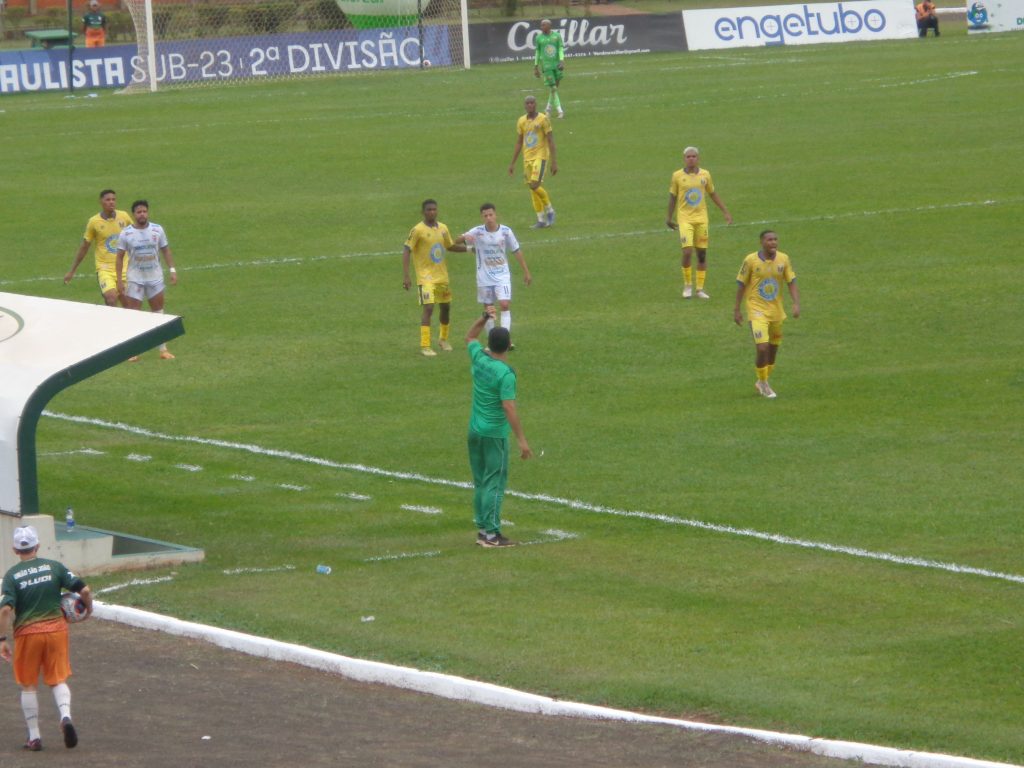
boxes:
[468,431,510,534]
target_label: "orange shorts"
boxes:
[13,628,71,687]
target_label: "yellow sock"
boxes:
[439,323,449,341]
[420,325,431,348]
[682,267,693,286]
[756,366,768,382]
[766,363,774,377]
[696,270,706,290]
[530,189,544,214]
[535,186,551,208]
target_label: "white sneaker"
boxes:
[755,380,765,396]
[420,347,437,357]
[682,285,693,299]
[438,340,453,352]
[696,289,710,300]
[557,110,565,119]
[762,383,777,399]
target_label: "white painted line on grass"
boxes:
[401,504,442,515]
[521,529,579,547]
[176,464,203,472]
[96,576,175,594]
[231,474,256,482]
[92,602,1019,768]
[223,565,297,575]
[277,483,308,492]
[44,411,1024,587]
[38,448,105,457]
[125,453,152,462]
[364,550,441,563]
[338,492,372,501]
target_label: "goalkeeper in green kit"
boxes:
[533,19,565,118]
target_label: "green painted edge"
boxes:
[15,317,185,515]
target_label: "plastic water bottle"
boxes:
[315,564,331,575]
[65,507,75,533]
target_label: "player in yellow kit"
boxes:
[509,95,558,229]
[64,189,132,307]
[402,199,467,357]
[666,147,732,299]
[734,230,801,399]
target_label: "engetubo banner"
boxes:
[468,13,687,65]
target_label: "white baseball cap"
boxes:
[89,1,99,7]
[13,525,39,551]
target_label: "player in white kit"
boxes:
[116,199,179,360]
[456,203,532,344]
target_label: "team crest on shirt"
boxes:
[758,277,779,301]
[684,188,703,206]
[525,131,538,148]
[429,243,445,264]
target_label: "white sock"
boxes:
[52,682,72,720]
[156,308,168,351]
[21,690,40,740]
[546,205,554,213]
[484,318,495,332]
[537,211,546,222]
[500,311,511,331]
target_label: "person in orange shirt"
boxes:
[915,0,939,36]
[82,0,107,47]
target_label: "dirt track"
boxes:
[0,620,859,767]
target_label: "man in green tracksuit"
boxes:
[465,307,533,548]
[533,19,565,119]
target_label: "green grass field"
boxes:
[1,26,1022,764]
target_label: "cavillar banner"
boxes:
[966,0,1024,32]
[682,0,918,49]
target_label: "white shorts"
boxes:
[477,284,512,305]
[125,278,165,301]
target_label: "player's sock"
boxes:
[536,186,551,209]
[696,269,706,290]
[21,690,40,740]
[52,683,72,720]
[439,323,450,342]
[766,363,774,378]
[500,311,511,331]
[156,308,169,351]
[530,190,545,217]
[682,267,693,286]
[552,89,562,113]
[420,325,431,349]
[756,366,768,382]
[485,318,495,332]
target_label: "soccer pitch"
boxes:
[1,26,1022,764]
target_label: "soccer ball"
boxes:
[60,592,88,623]
[422,59,431,69]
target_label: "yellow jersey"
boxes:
[404,221,453,285]
[737,250,796,323]
[517,113,552,163]
[669,168,715,225]
[83,210,133,272]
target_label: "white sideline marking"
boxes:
[38,448,105,457]
[223,565,296,575]
[96,576,174,594]
[878,71,977,89]
[176,463,203,472]
[231,474,256,482]
[401,504,442,515]
[44,410,1024,587]
[125,453,152,462]
[338,492,372,501]
[92,602,1018,768]
[4,199,1019,290]
[364,550,441,563]
[277,483,307,492]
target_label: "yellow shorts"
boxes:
[14,628,71,687]
[418,283,451,306]
[678,222,709,249]
[523,159,548,186]
[750,317,783,346]
[97,266,125,296]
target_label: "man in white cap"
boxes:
[82,0,108,48]
[0,525,93,751]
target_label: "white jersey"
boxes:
[118,223,168,282]
[464,224,520,287]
